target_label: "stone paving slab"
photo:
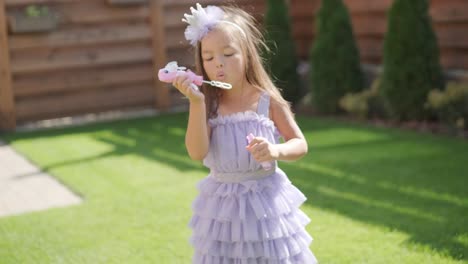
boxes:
[0,141,82,218]
[0,107,189,218]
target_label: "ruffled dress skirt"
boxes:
[189,168,317,263]
[190,92,317,263]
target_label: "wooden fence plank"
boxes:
[9,23,151,50]
[167,48,194,68]
[58,1,149,25]
[11,43,153,74]
[6,1,149,27]
[290,1,317,19]
[149,0,169,111]
[13,63,154,97]
[357,36,383,62]
[292,19,315,38]
[430,1,468,23]
[5,0,77,6]
[435,23,468,48]
[16,84,154,122]
[165,26,187,48]
[343,0,393,13]
[440,51,468,70]
[0,0,16,131]
[351,14,387,36]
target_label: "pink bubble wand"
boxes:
[158,61,232,91]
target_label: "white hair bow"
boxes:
[182,3,225,46]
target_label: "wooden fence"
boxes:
[0,0,264,131]
[1,0,467,131]
[291,0,468,70]
[0,0,168,131]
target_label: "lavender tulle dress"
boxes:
[189,92,317,264]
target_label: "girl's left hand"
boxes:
[246,136,279,162]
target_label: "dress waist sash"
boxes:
[209,167,277,183]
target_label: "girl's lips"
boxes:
[216,72,225,80]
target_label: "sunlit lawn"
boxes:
[0,112,467,263]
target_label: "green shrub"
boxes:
[25,5,49,17]
[380,0,444,121]
[310,0,364,114]
[426,82,468,131]
[339,78,386,119]
[263,0,301,105]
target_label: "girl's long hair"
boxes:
[195,5,292,119]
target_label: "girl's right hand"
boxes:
[172,72,205,103]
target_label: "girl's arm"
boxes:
[172,73,210,161]
[270,99,308,161]
[185,100,211,160]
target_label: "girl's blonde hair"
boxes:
[194,5,292,119]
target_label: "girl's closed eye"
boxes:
[203,57,213,61]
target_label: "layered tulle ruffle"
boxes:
[189,170,317,263]
[193,249,317,264]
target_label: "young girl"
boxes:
[172,4,317,263]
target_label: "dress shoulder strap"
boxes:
[256,91,270,117]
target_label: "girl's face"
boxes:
[200,28,245,88]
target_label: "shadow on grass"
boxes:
[3,113,467,260]
[287,116,468,261]
[4,112,207,177]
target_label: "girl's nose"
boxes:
[215,56,224,68]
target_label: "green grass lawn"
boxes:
[1,112,467,263]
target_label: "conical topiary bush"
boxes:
[263,0,301,106]
[310,0,364,114]
[380,0,444,121]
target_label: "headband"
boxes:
[181,3,246,46]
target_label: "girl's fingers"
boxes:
[182,78,193,93]
[171,76,204,102]
[247,144,267,159]
[173,75,188,89]
[254,151,270,162]
[246,137,265,149]
[172,75,192,96]
[246,143,259,152]
[182,78,191,86]
[258,150,267,159]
